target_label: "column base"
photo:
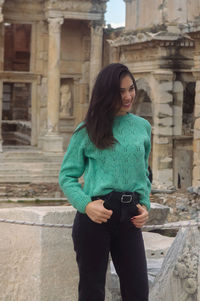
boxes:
[41,134,63,153]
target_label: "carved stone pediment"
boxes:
[45,0,107,14]
[108,31,194,48]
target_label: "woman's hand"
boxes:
[131,204,148,228]
[85,199,113,224]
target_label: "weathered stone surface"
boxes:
[0,206,113,301]
[0,206,77,301]
[125,0,200,31]
[143,232,174,258]
[149,227,200,301]
[147,203,170,226]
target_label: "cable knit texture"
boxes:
[59,113,151,213]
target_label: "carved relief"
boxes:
[174,244,198,296]
[60,84,73,118]
[45,0,106,13]
[91,21,103,37]
[48,18,64,34]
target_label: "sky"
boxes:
[104,0,125,28]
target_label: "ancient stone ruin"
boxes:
[0,0,199,190]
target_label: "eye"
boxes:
[129,86,135,91]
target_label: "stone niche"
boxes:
[59,79,74,119]
[60,19,90,75]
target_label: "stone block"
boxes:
[195,80,200,93]
[42,135,63,152]
[154,103,173,117]
[147,203,170,226]
[0,206,78,301]
[152,169,173,187]
[149,227,200,301]
[143,231,174,258]
[173,81,184,94]
[194,104,200,117]
[194,117,200,130]
[154,116,173,127]
[194,129,200,140]
[173,106,182,136]
[153,136,169,144]
[153,126,173,136]
[0,206,112,301]
[154,91,173,104]
[193,139,200,153]
[160,81,173,92]
[193,166,200,181]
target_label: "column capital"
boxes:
[90,21,103,36]
[48,17,64,34]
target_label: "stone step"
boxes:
[0,162,62,169]
[0,169,60,176]
[0,154,64,163]
[0,175,59,183]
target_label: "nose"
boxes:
[123,90,132,100]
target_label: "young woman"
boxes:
[59,63,151,301]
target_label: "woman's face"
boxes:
[116,75,136,116]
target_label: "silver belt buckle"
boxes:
[121,194,132,203]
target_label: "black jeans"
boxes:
[72,192,149,301]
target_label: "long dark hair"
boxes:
[77,63,137,149]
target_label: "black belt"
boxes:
[91,191,140,222]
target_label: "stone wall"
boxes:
[125,0,200,31]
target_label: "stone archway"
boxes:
[133,78,153,123]
[132,78,153,168]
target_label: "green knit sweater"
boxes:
[59,113,151,213]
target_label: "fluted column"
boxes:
[42,17,64,152]
[89,21,103,96]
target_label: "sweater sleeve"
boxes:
[59,129,91,213]
[139,120,152,211]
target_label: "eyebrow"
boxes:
[120,84,135,91]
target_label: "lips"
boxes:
[122,102,131,107]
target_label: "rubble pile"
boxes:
[150,189,200,222]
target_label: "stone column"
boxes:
[151,70,174,188]
[42,17,64,152]
[192,71,200,187]
[0,0,5,23]
[89,21,103,96]
[0,80,2,152]
[0,6,4,152]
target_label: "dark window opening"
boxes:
[182,82,195,135]
[4,23,31,72]
[2,82,31,145]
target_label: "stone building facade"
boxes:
[108,0,200,189]
[0,0,107,153]
[0,0,200,190]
